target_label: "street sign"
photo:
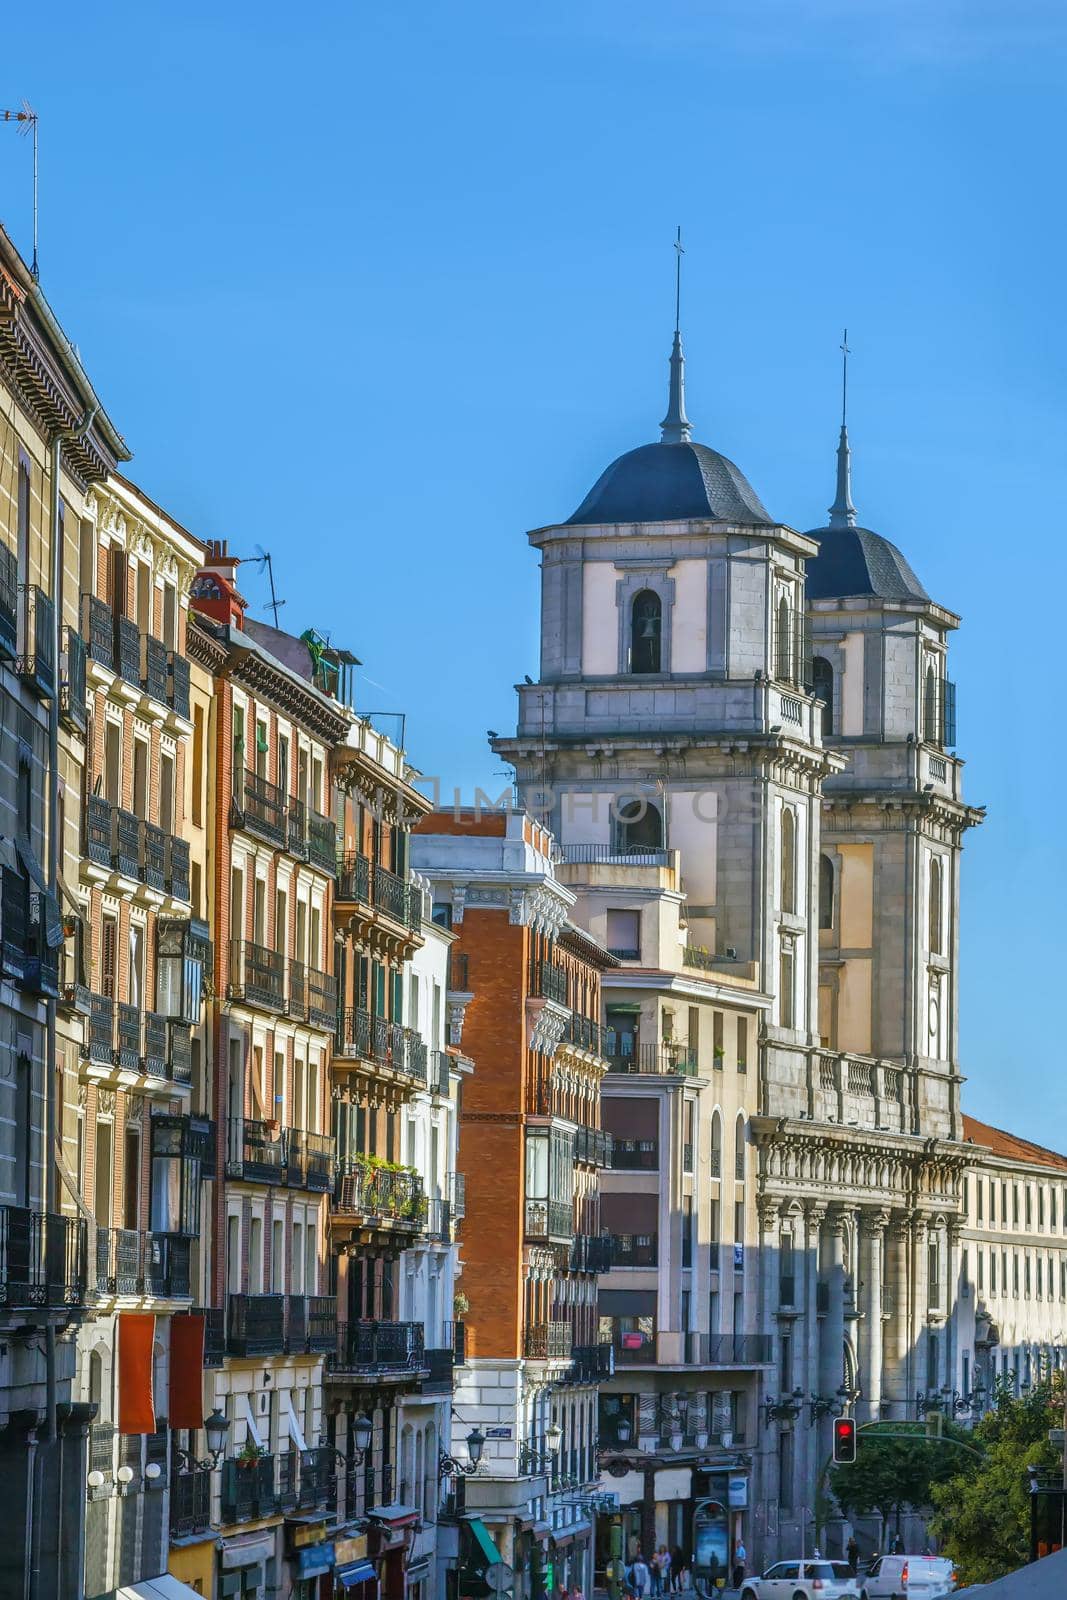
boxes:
[1049,1429,1065,1447]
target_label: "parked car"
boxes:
[860,1554,957,1598]
[740,1559,860,1599]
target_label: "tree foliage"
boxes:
[929,1379,1063,1586]
[829,1419,974,1532]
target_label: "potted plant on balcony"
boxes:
[236,1440,266,1469]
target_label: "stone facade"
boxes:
[492,356,987,1566]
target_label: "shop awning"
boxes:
[116,1578,207,1600]
[368,1502,419,1527]
[336,1560,379,1591]
[463,1517,502,1572]
[599,1289,656,1315]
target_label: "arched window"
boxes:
[734,1114,746,1181]
[615,797,664,854]
[819,854,834,931]
[630,589,662,674]
[929,856,943,955]
[812,656,834,736]
[780,808,796,914]
[710,1110,722,1179]
[923,664,939,744]
[775,595,792,681]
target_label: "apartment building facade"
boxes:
[0,221,128,1600]
[411,811,615,1600]
[558,850,767,1567]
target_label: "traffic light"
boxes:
[833,1417,857,1464]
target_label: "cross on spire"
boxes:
[660,225,692,444]
[828,326,858,529]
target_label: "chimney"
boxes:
[190,537,248,629]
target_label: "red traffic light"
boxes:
[833,1418,857,1464]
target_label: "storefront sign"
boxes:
[727,1475,748,1510]
[295,1540,336,1579]
[335,1535,370,1565]
[288,1517,330,1549]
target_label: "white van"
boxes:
[860,1554,957,1599]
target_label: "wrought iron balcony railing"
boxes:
[332,1157,426,1228]
[142,632,170,705]
[59,626,87,733]
[94,1228,191,1298]
[168,652,191,720]
[229,938,285,1009]
[82,593,114,670]
[239,772,287,846]
[306,964,337,1030]
[524,1198,574,1241]
[523,1321,573,1360]
[226,1117,285,1183]
[0,544,17,660]
[326,1319,425,1377]
[18,585,55,698]
[116,614,141,687]
[336,854,421,929]
[307,811,337,875]
[0,1205,87,1309]
[227,1293,286,1356]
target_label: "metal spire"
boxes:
[827,327,857,528]
[660,226,692,444]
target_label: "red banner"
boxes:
[118,1312,156,1435]
[169,1313,206,1430]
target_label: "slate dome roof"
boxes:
[566,440,773,527]
[805,523,929,603]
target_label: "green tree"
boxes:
[929,1380,1063,1585]
[829,1420,976,1542]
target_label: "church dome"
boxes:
[566,439,772,527]
[805,418,929,603]
[805,523,929,603]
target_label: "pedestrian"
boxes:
[658,1545,671,1594]
[671,1547,685,1593]
[632,1552,651,1598]
[892,1533,904,1555]
[569,1583,584,1600]
[732,1539,746,1590]
[649,1550,662,1597]
[846,1535,858,1575]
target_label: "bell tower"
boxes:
[805,359,984,1139]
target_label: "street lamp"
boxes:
[808,1386,850,1426]
[352,1412,374,1460]
[545,1422,563,1456]
[615,1417,632,1446]
[440,1427,486,1477]
[177,1408,230,1473]
[761,1388,805,1426]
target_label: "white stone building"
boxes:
[958,1115,1067,1407]
[493,323,985,1566]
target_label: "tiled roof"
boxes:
[805,524,929,603]
[566,441,772,526]
[962,1114,1067,1173]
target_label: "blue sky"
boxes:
[3,0,1064,1142]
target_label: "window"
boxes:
[100,914,117,1000]
[713,1011,724,1066]
[990,1251,997,1293]
[104,719,122,806]
[1026,1187,1033,1227]
[605,909,641,960]
[192,705,205,827]
[978,1179,984,1223]
[136,562,152,633]
[780,809,797,914]
[990,1181,996,1225]
[124,1125,141,1231]
[927,1331,939,1390]
[255,719,268,779]
[232,704,245,775]
[978,1250,984,1291]
[924,663,939,743]
[95,1117,113,1227]
[818,854,834,930]
[779,945,795,1029]
[812,656,834,735]
[160,751,175,834]
[775,595,792,681]
[162,581,178,650]
[272,1220,284,1291]
[735,1115,746,1181]
[710,1111,722,1179]
[227,1214,240,1293]
[1013,1185,1020,1226]
[249,1216,263,1293]
[1013,1252,1020,1295]
[736,1016,748,1073]
[630,589,662,674]
[614,798,663,854]
[928,1237,941,1309]
[928,857,943,955]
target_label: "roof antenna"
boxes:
[236,546,286,627]
[827,327,857,529]
[1,102,39,279]
[660,226,692,445]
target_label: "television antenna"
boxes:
[236,545,285,627]
[1,102,39,279]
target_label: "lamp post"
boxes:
[761,1388,804,1426]
[176,1408,230,1473]
[807,1386,850,1426]
[440,1428,486,1477]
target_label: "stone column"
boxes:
[757,1201,781,1532]
[945,1221,962,1393]
[804,1204,826,1400]
[759,1201,780,1340]
[859,1210,889,1421]
[913,1217,929,1401]
[820,1209,847,1397]
[881,1217,909,1418]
